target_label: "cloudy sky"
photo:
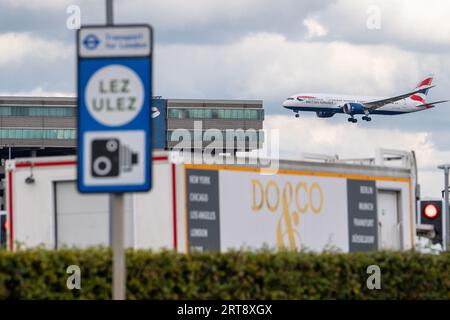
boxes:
[1,0,450,196]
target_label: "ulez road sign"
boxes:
[77,25,153,193]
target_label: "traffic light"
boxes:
[419,200,444,245]
[0,213,6,249]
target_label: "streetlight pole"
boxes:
[437,164,450,250]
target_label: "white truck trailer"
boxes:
[3,150,418,252]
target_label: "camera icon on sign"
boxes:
[91,138,138,178]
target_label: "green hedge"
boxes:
[0,248,448,299]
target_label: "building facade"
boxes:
[0,96,77,159]
[166,99,264,150]
[0,96,264,159]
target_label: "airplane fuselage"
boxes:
[282,93,427,116]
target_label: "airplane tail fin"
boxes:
[410,74,434,104]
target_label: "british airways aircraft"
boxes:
[282,75,448,123]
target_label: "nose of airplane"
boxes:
[282,98,293,108]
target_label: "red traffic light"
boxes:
[424,204,439,219]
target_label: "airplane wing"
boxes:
[414,100,449,108]
[363,85,435,110]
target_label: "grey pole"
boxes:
[106,0,126,300]
[438,164,450,251]
[111,193,125,300]
[106,0,114,25]
[106,0,114,248]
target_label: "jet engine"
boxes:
[342,102,365,115]
[316,111,335,118]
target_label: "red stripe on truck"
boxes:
[15,156,168,168]
[8,171,13,251]
[172,163,178,250]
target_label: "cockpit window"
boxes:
[286,97,295,100]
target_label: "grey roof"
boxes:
[0,96,263,107]
[0,96,77,107]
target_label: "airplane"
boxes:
[282,75,448,123]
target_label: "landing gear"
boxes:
[347,117,357,123]
[362,115,372,122]
[295,112,300,118]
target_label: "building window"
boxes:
[167,108,263,120]
[167,130,261,143]
[0,106,77,117]
[0,128,76,140]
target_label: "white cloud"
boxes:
[0,86,74,97]
[303,18,328,40]
[156,32,449,102]
[315,0,450,50]
[2,0,73,10]
[117,0,328,31]
[112,0,450,50]
[0,33,71,68]
[264,114,450,197]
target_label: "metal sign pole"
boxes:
[105,0,126,301]
[111,193,125,300]
[78,0,151,299]
[106,0,114,25]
